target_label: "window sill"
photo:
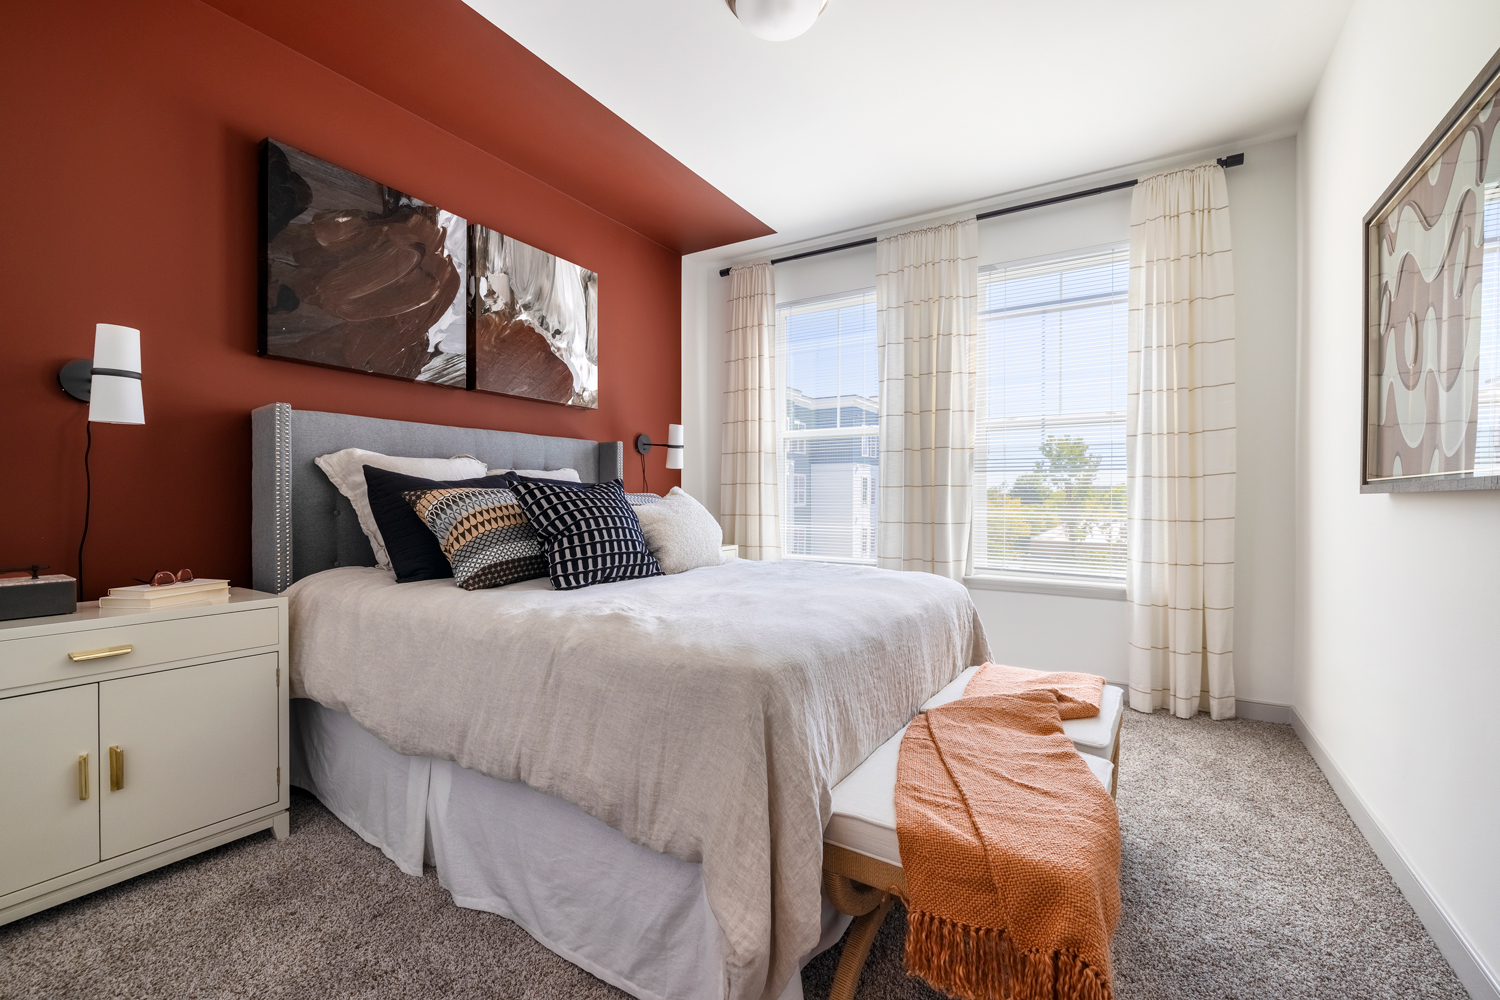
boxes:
[963,574,1125,601]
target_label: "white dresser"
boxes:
[0,588,289,925]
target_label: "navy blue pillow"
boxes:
[363,466,513,583]
[507,478,662,591]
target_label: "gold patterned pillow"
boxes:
[402,487,548,590]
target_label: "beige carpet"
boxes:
[0,711,1470,1000]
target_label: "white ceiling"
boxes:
[462,0,1351,253]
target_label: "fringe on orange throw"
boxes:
[896,688,1121,1000]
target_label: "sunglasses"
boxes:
[132,568,195,587]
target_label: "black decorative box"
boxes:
[0,571,77,622]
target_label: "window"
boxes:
[778,289,879,564]
[791,473,809,506]
[971,245,1129,581]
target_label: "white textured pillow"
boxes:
[314,449,487,570]
[488,467,582,482]
[633,487,725,575]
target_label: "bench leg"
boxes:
[828,893,895,1000]
[1110,730,1121,799]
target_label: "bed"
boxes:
[250,403,990,1000]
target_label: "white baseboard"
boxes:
[1108,686,1294,724]
[1290,710,1500,1000]
[1233,698,1293,723]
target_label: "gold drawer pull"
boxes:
[68,644,133,663]
[79,753,90,801]
[109,746,124,791]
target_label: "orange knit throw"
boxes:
[964,662,1107,720]
[895,680,1121,1000]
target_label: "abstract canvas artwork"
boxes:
[1364,56,1500,490]
[469,225,599,408]
[260,139,468,386]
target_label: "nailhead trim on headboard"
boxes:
[271,402,292,593]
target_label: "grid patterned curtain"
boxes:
[1126,164,1236,720]
[875,219,979,580]
[720,261,782,560]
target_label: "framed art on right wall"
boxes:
[1362,47,1500,493]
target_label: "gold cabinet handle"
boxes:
[109,746,124,791]
[68,644,132,663]
[79,753,90,800]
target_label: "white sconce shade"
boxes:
[666,424,684,470]
[89,324,144,425]
[726,0,828,41]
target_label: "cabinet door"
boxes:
[100,653,279,859]
[0,685,99,897]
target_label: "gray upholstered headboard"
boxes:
[250,403,624,593]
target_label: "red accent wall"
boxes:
[200,0,773,256]
[0,0,718,600]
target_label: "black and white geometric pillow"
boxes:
[403,487,549,590]
[507,478,663,591]
[623,492,663,506]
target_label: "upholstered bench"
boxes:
[820,667,1123,1000]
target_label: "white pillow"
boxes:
[314,449,487,570]
[633,487,725,575]
[488,467,582,482]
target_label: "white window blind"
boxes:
[971,245,1129,580]
[777,289,878,563]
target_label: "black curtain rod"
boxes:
[718,153,1245,276]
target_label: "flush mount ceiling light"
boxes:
[725,0,829,41]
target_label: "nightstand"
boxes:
[0,588,289,926]
[721,543,739,561]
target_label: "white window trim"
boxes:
[964,573,1125,601]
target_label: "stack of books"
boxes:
[98,578,231,610]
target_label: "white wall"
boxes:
[683,135,1300,704]
[1297,2,1500,993]
[1226,136,1300,706]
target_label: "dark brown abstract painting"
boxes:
[260,139,467,386]
[469,225,598,408]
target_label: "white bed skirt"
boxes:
[290,699,849,1000]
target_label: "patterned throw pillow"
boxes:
[624,492,663,506]
[364,468,513,583]
[402,487,548,590]
[506,478,663,591]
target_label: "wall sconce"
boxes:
[635,425,684,470]
[58,324,146,600]
[59,324,145,423]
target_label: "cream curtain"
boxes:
[875,219,978,580]
[720,261,782,561]
[1126,164,1236,720]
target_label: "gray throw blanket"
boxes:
[288,559,989,1000]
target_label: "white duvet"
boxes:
[287,559,989,1000]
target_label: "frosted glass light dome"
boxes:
[725,0,829,41]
